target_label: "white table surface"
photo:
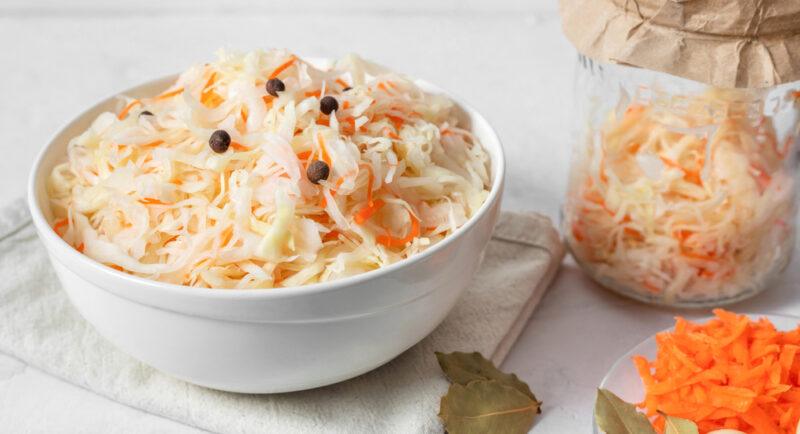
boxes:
[1,1,799,432]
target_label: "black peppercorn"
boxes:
[265,78,285,97]
[320,96,339,115]
[140,110,154,117]
[306,160,330,184]
[209,130,231,153]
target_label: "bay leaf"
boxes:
[439,380,540,434]
[663,414,699,434]
[595,388,657,434]
[435,351,538,403]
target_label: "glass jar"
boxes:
[563,55,800,307]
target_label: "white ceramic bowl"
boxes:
[27,67,505,393]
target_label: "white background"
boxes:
[1,0,799,432]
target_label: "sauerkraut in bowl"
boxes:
[564,57,800,306]
[47,49,491,289]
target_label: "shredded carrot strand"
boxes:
[773,135,793,159]
[239,106,249,129]
[750,163,772,191]
[322,230,340,242]
[230,141,249,151]
[599,149,609,183]
[623,227,644,242]
[571,222,585,242]
[318,179,343,209]
[335,78,349,88]
[269,56,297,79]
[117,99,141,120]
[382,127,400,140]
[140,140,164,148]
[638,309,800,433]
[386,114,405,130]
[200,73,224,108]
[660,156,703,186]
[363,164,375,205]
[154,87,184,100]
[317,133,331,166]
[201,91,224,108]
[354,199,385,225]
[376,210,420,248]
[52,218,69,236]
[202,72,217,91]
[335,116,355,135]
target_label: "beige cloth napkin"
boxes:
[0,198,563,434]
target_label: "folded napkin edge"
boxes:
[492,210,562,254]
[490,237,564,365]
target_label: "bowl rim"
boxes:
[28,58,506,300]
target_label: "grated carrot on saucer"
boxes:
[635,309,800,433]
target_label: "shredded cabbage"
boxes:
[565,91,798,303]
[48,49,490,289]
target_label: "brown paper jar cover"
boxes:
[559,0,800,89]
